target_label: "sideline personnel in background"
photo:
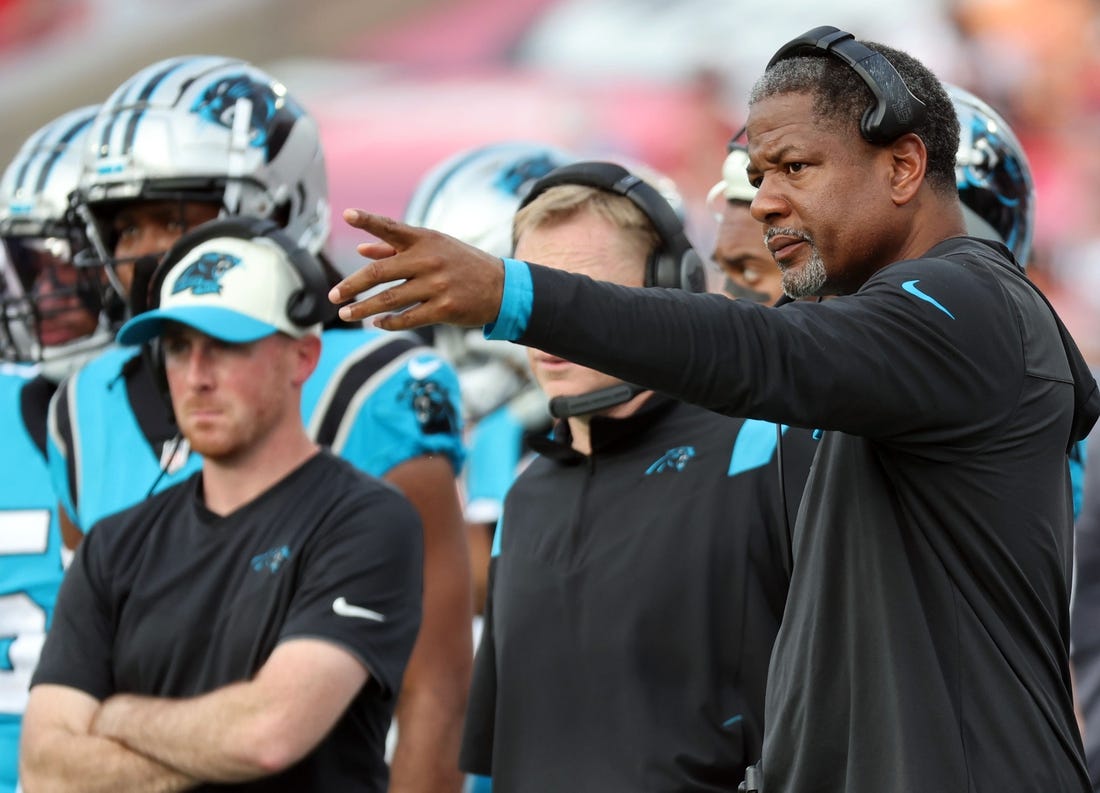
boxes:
[459,162,816,791]
[52,56,470,792]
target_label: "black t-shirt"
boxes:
[33,451,423,792]
[460,395,818,791]
[513,237,1096,793]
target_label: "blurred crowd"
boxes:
[2,1,1099,358]
[333,0,1100,362]
[946,0,1100,364]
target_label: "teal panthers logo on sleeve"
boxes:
[172,252,241,296]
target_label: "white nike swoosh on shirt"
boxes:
[332,597,386,622]
[407,358,443,380]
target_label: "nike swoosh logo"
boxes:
[332,597,385,622]
[901,279,955,319]
[408,357,443,380]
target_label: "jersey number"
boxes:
[0,510,50,715]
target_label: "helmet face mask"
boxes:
[74,55,330,303]
[0,105,115,377]
[0,240,108,362]
[947,84,1035,268]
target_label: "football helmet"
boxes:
[0,105,114,379]
[74,55,329,292]
[405,141,576,421]
[405,140,576,259]
[947,83,1034,267]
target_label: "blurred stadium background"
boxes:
[2,0,1098,360]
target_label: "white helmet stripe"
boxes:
[33,115,93,195]
[10,124,54,195]
[121,58,217,157]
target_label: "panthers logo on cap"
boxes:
[172,252,241,296]
[191,74,303,160]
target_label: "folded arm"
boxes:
[90,638,368,784]
[20,684,197,793]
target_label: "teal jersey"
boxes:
[0,370,66,793]
[48,329,465,534]
[302,328,465,477]
[47,345,201,533]
[464,404,529,526]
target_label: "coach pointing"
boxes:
[331,27,1097,793]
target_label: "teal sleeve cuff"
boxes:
[484,258,533,341]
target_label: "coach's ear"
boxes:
[889,132,926,207]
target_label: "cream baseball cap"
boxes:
[116,235,321,345]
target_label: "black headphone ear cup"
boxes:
[860,107,877,143]
[286,288,321,326]
[649,249,705,292]
[283,246,334,328]
[644,219,705,292]
[644,250,660,289]
[647,250,677,290]
[679,249,707,293]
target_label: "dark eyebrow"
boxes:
[758,143,803,165]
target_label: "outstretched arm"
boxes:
[330,210,505,330]
[20,685,197,793]
[89,638,368,783]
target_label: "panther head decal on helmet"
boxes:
[404,140,576,260]
[74,55,329,283]
[947,83,1035,268]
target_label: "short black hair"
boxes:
[749,40,959,196]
